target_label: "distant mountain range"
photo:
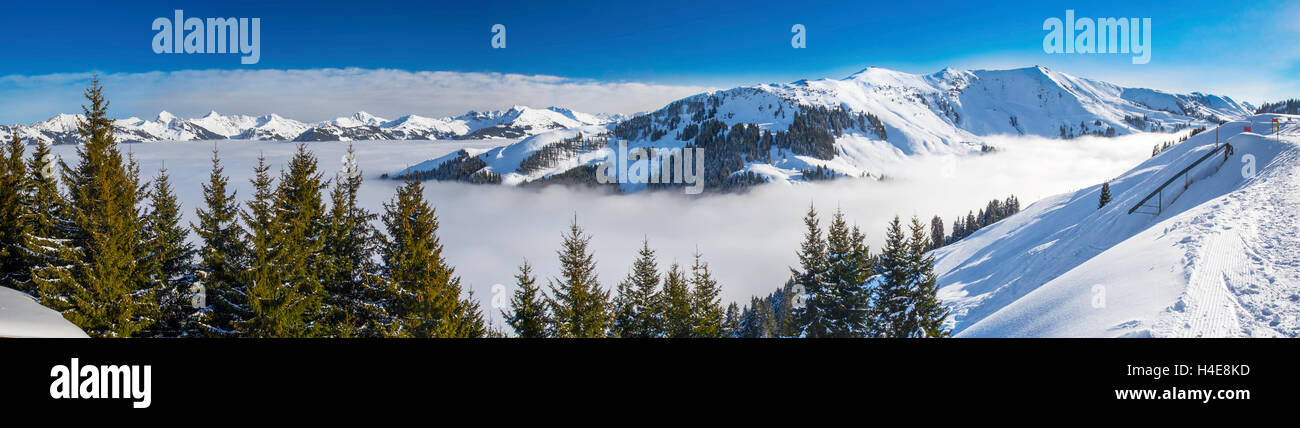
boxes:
[0,106,626,145]
[396,65,1256,191]
[3,65,1260,194]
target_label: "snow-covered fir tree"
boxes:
[322,145,389,337]
[0,133,31,293]
[36,78,156,337]
[191,149,248,337]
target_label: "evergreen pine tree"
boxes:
[929,215,945,250]
[0,132,31,292]
[191,149,247,337]
[26,139,76,303]
[272,144,328,336]
[612,239,662,338]
[907,216,951,337]
[38,78,155,337]
[381,178,485,337]
[846,224,876,336]
[322,145,387,337]
[504,259,548,338]
[544,216,612,337]
[738,298,764,338]
[688,249,724,338]
[1098,181,1112,209]
[240,154,295,337]
[874,216,910,337]
[791,203,828,337]
[141,166,197,337]
[821,208,867,337]
[723,302,741,338]
[659,263,693,338]
[774,279,801,337]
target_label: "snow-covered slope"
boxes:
[0,286,88,338]
[396,65,1252,189]
[0,106,615,144]
[934,114,1300,337]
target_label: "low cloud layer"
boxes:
[49,131,1167,328]
[0,68,714,124]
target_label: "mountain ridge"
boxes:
[396,65,1256,191]
[0,105,621,145]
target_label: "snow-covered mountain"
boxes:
[0,106,617,144]
[935,114,1300,337]
[395,66,1254,190]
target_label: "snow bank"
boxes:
[0,286,88,338]
[937,114,1300,337]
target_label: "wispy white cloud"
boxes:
[0,68,715,124]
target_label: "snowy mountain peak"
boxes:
[3,105,614,144]
[156,110,178,124]
[395,65,1257,192]
[352,111,386,126]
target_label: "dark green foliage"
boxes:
[141,167,197,337]
[238,154,295,337]
[929,216,945,250]
[612,240,663,338]
[191,149,247,337]
[381,179,486,337]
[544,216,612,337]
[517,132,607,174]
[873,216,951,337]
[659,263,692,338]
[273,144,329,335]
[1098,181,1112,209]
[787,205,875,337]
[735,281,797,338]
[24,139,76,303]
[396,149,501,184]
[234,144,329,337]
[873,216,911,337]
[790,203,829,337]
[322,146,390,337]
[908,217,950,338]
[36,77,155,337]
[504,260,549,338]
[943,195,1021,245]
[1255,99,1300,115]
[689,250,725,337]
[0,132,31,292]
[519,164,614,191]
[722,302,741,338]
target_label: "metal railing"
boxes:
[1127,142,1234,215]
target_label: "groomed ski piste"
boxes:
[935,114,1300,337]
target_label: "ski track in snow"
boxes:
[943,115,1300,337]
[1157,138,1300,337]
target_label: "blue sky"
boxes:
[1,0,1296,122]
